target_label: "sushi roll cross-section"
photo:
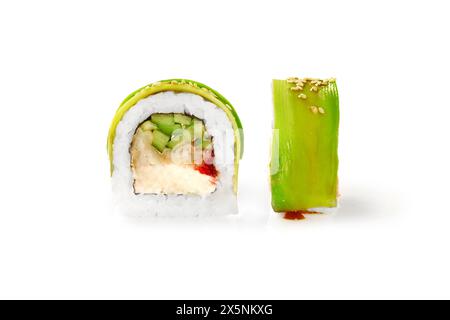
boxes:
[108,79,243,217]
[271,77,340,219]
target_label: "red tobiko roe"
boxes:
[195,145,217,178]
[195,162,218,178]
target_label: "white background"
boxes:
[0,0,449,299]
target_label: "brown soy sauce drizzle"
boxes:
[284,211,321,220]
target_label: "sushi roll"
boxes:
[271,77,339,220]
[107,79,244,217]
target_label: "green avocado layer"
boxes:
[271,78,339,212]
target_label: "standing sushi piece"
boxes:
[271,77,339,219]
[108,79,243,217]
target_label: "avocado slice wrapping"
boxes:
[271,78,339,212]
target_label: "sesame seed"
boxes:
[298,94,307,99]
[318,107,325,114]
[170,80,178,85]
[310,106,318,114]
[310,86,318,92]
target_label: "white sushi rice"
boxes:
[112,91,237,217]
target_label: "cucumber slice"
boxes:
[192,118,203,126]
[172,128,192,140]
[151,130,170,153]
[166,139,179,149]
[140,120,157,131]
[167,129,191,149]
[193,138,202,148]
[188,119,205,140]
[151,113,174,126]
[174,113,192,126]
[158,123,182,136]
[202,137,212,149]
[150,114,182,135]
